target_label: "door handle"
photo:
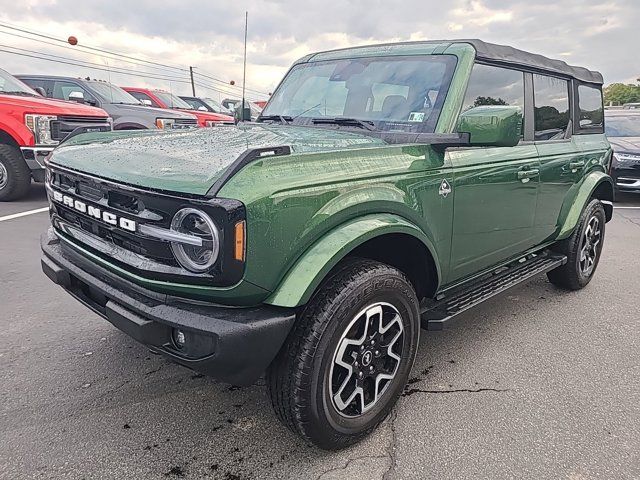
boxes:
[569,160,585,171]
[517,169,539,181]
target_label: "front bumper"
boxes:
[615,177,640,191]
[41,228,296,385]
[21,147,54,182]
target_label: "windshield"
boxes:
[202,97,233,114]
[262,55,457,132]
[605,115,640,137]
[0,68,38,96]
[154,91,193,109]
[89,82,141,104]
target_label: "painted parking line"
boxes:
[0,207,49,223]
[615,206,640,209]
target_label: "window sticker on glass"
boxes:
[408,112,425,122]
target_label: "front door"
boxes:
[446,62,539,283]
[448,145,540,282]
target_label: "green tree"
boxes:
[603,83,640,106]
[473,96,508,107]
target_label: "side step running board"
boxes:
[421,251,567,331]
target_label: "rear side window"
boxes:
[533,75,570,141]
[577,85,604,133]
[461,63,525,136]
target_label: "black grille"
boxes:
[47,165,246,287]
[175,118,198,125]
[51,116,111,141]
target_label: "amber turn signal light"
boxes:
[234,221,246,261]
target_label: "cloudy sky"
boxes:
[1,0,638,102]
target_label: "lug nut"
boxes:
[358,372,364,379]
[375,350,380,356]
[369,366,374,372]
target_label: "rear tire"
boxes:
[0,144,31,201]
[266,258,420,450]
[547,199,606,290]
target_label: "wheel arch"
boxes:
[0,128,24,150]
[556,171,614,240]
[264,214,440,308]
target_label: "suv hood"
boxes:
[107,103,196,120]
[608,136,640,154]
[49,123,385,196]
[0,93,108,117]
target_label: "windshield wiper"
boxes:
[1,91,38,97]
[311,117,376,131]
[257,115,292,124]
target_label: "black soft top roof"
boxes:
[461,39,603,85]
[304,39,603,85]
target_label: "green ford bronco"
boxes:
[41,40,613,449]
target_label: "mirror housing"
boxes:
[33,86,46,97]
[68,91,85,103]
[141,99,153,106]
[456,105,522,147]
[198,106,207,111]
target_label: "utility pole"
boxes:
[189,66,196,96]
[241,11,248,121]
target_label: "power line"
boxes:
[0,28,267,98]
[0,21,188,74]
[0,44,192,83]
[0,28,191,78]
[193,70,268,96]
[0,20,269,99]
[0,46,261,99]
[0,47,192,84]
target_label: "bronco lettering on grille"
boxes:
[52,190,137,232]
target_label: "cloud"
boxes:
[0,0,638,101]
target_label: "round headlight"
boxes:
[170,208,219,273]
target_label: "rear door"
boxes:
[531,74,579,242]
[448,63,540,282]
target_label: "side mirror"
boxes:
[198,106,207,111]
[140,99,152,106]
[68,91,85,103]
[456,105,522,147]
[33,86,46,97]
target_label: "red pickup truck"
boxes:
[122,87,234,127]
[0,68,111,201]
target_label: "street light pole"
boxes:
[189,66,196,96]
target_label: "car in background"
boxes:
[0,68,111,201]
[622,103,640,110]
[178,96,234,115]
[17,75,198,131]
[221,98,263,121]
[122,87,234,127]
[605,109,640,194]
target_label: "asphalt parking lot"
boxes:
[1,185,639,480]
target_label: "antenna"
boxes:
[241,11,248,121]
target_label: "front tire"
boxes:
[547,199,606,290]
[266,258,420,450]
[0,144,31,202]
